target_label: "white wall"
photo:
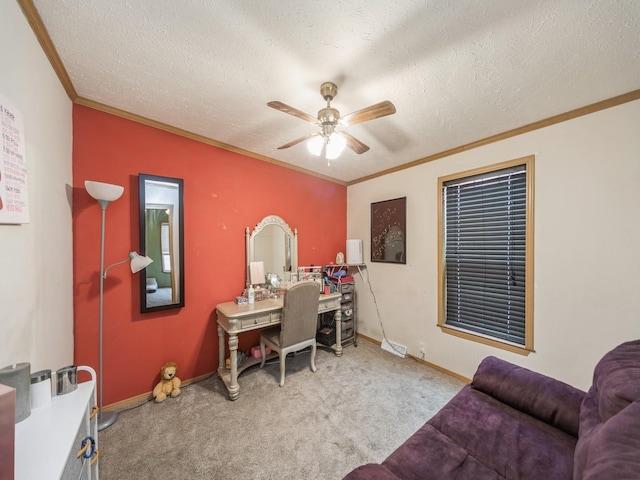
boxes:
[348,99,640,391]
[0,0,73,371]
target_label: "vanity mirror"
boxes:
[246,215,298,288]
[138,174,184,312]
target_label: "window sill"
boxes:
[438,324,533,356]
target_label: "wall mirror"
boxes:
[139,174,184,312]
[246,215,297,287]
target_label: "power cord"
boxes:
[356,264,406,358]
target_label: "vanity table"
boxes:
[216,292,343,400]
[216,214,349,400]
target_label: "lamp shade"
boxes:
[307,135,324,156]
[129,252,153,273]
[85,180,124,202]
[326,133,347,159]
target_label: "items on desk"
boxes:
[55,365,78,396]
[325,264,354,286]
[238,285,270,304]
[30,369,52,409]
[330,275,354,285]
[248,285,255,304]
[297,266,323,291]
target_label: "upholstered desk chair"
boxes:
[260,281,320,386]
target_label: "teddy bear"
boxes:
[152,361,182,403]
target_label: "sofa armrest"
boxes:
[471,356,585,437]
[342,464,402,480]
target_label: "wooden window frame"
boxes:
[437,155,535,355]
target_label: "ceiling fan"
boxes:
[267,82,396,159]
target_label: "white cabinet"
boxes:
[15,367,99,479]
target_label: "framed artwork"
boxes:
[371,197,406,264]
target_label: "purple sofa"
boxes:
[344,340,640,480]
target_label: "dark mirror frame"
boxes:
[138,173,185,313]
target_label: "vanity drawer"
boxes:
[318,297,341,312]
[339,283,354,294]
[241,314,272,329]
[342,292,354,302]
[341,319,354,332]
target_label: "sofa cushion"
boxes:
[381,421,502,480]
[573,340,640,479]
[471,356,585,437]
[574,400,640,479]
[591,339,640,422]
[382,385,577,480]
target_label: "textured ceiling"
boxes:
[28,0,640,184]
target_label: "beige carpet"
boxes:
[98,338,465,479]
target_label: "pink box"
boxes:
[251,346,271,359]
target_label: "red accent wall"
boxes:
[72,105,347,405]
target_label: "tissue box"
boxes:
[251,346,271,359]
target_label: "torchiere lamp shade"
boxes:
[85,181,124,202]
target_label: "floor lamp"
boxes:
[85,180,153,431]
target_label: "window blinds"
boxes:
[443,165,527,345]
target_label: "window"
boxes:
[437,156,534,354]
[160,222,172,273]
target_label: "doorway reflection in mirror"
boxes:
[139,174,184,312]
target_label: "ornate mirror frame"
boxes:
[246,215,298,288]
[138,173,185,312]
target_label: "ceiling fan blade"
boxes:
[277,133,320,150]
[337,132,369,154]
[267,101,319,124]
[341,100,396,126]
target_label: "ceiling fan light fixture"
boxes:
[269,81,396,157]
[307,135,324,156]
[326,133,346,160]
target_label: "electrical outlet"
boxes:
[419,342,425,355]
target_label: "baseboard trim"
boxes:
[105,336,470,411]
[102,372,214,412]
[356,333,471,384]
